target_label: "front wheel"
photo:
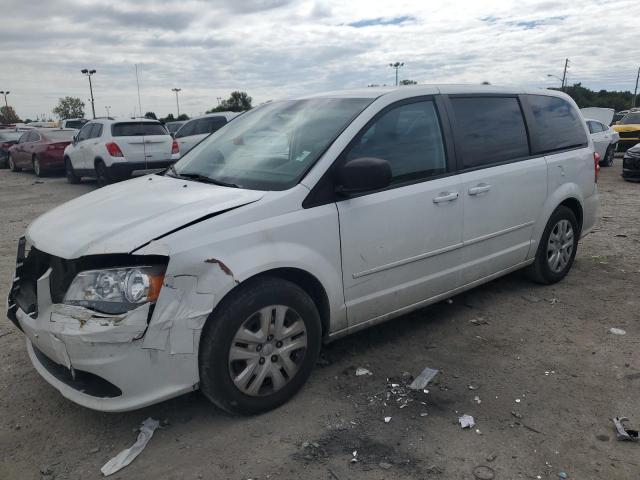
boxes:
[527,205,579,284]
[199,277,322,415]
[8,154,20,172]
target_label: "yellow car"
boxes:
[614,111,640,151]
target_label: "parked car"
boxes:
[7,86,599,414]
[174,112,240,155]
[165,121,186,136]
[613,111,640,152]
[0,130,23,168]
[622,142,640,181]
[63,118,180,186]
[59,118,88,130]
[27,121,55,128]
[581,107,614,126]
[7,128,76,176]
[585,118,619,167]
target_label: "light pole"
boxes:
[0,90,9,109]
[216,97,222,106]
[105,106,111,117]
[171,88,181,117]
[81,69,97,119]
[632,67,639,109]
[389,62,405,86]
[547,74,563,89]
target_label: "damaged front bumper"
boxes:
[7,245,216,412]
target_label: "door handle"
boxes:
[468,184,491,195]
[433,192,459,204]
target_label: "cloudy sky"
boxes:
[2,0,639,120]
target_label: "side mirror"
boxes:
[335,157,392,196]
[72,134,78,144]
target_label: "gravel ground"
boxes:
[0,161,638,480]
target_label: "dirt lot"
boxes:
[0,162,638,480]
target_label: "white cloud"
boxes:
[1,0,639,119]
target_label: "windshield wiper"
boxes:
[164,163,180,178]
[178,172,240,188]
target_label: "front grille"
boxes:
[619,130,640,139]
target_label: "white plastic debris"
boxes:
[608,328,626,336]
[515,398,521,403]
[101,418,160,476]
[409,367,439,390]
[355,367,372,376]
[384,416,392,423]
[459,414,475,429]
[474,396,481,404]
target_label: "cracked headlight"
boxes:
[63,266,165,314]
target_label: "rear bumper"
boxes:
[108,159,176,178]
[39,151,65,170]
[581,191,599,238]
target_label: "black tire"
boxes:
[65,158,80,184]
[527,205,579,284]
[32,155,45,177]
[8,154,20,172]
[199,276,322,415]
[95,160,111,187]
[600,146,615,167]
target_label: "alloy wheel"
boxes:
[547,219,574,273]
[228,305,307,397]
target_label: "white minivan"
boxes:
[8,85,599,414]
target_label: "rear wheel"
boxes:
[32,156,45,177]
[8,154,20,172]
[65,158,80,184]
[95,160,111,187]
[527,205,579,284]
[199,277,322,415]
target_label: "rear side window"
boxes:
[175,120,196,138]
[202,116,227,134]
[450,97,529,168]
[526,95,587,154]
[344,100,447,184]
[111,122,167,137]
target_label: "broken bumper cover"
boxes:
[13,301,200,412]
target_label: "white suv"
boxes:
[8,85,599,414]
[63,118,179,185]
[174,112,240,155]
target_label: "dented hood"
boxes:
[27,174,264,258]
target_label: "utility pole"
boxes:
[561,58,569,91]
[105,106,111,117]
[171,88,181,117]
[81,69,97,118]
[389,62,405,86]
[633,67,640,109]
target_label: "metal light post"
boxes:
[171,88,181,117]
[216,97,222,106]
[389,62,405,86]
[632,67,640,109]
[547,74,563,89]
[561,58,570,91]
[105,106,111,117]
[81,69,97,119]
[0,90,9,109]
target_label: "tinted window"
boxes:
[201,116,227,134]
[76,123,93,142]
[166,122,184,134]
[111,122,167,137]
[587,121,601,134]
[450,97,529,168]
[175,120,196,138]
[65,120,87,129]
[89,124,103,138]
[344,100,447,183]
[527,95,588,154]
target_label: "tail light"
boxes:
[594,152,600,183]
[46,143,67,151]
[106,142,124,157]
[171,139,179,155]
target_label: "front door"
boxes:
[337,98,464,327]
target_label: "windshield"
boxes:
[112,122,168,137]
[621,113,640,125]
[172,98,372,190]
[45,130,76,140]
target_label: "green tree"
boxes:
[0,106,21,123]
[481,81,491,85]
[144,111,157,119]
[554,83,633,111]
[176,114,190,121]
[399,79,417,85]
[52,96,85,119]
[207,91,253,113]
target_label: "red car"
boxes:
[8,128,76,177]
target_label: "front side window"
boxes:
[344,100,447,184]
[90,124,103,138]
[587,121,602,134]
[173,98,372,190]
[450,96,530,168]
[527,95,588,154]
[76,123,93,142]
